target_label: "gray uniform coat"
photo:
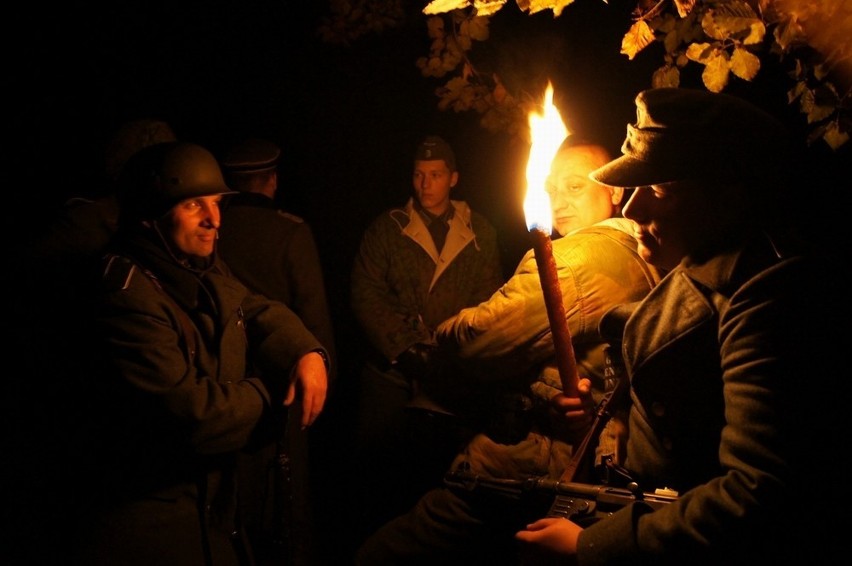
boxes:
[579,231,845,565]
[75,232,324,566]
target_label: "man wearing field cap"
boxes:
[218,137,336,566]
[515,88,845,564]
[351,134,503,540]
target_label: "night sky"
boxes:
[14,1,660,261]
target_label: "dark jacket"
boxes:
[578,231,846,565]
[219,192,336,379]
[75,231,325,566]
[218,191,336,565]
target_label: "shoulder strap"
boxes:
[108,253,198,362]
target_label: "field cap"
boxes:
[221,138,281,174]
[590,88,791,188]
[414,135,456,171]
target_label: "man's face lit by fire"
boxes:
[546,145,623,237]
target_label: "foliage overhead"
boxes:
[320,0,851,150]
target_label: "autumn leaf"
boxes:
[673,0,697,18]
[702,2,765,44]
[386,0,850,149]
[702,50,730,92]
[652,65,681,87]
[436,76,468,110]
[686,41,714,64]
[823,122,850,150]
[662,30,679,54]
[772,13,806,52]
[787,80,808,104]
[473,1,508,17]
[465,15,491,41]
[492,78,508,104]
[426,16,446,39]
[807,103,836,124]
[512,0,575,17]
[621,20,655,60]
[730,46,760,80]
[423,0,471,15]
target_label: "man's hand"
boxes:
[284,350,328,429]
[394,342,437,382]
[549,376,594,436]
[516,517,582,564]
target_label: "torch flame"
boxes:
[524,82,569,234]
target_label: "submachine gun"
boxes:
[444,347,678,523]
[444,467,678,524]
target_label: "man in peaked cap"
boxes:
[217,138,337,566]
[515,88,845,564]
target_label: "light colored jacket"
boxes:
[431,219,661,479]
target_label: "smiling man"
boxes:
[546,140,623,237]
[72,141,330,566]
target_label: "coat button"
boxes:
[651,402,666,417]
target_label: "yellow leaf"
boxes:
[772,15,806,52]
[685,42,713,64]
[456,27,473,50]
[467,15,491,41]
[807,101,835,124]
[651,65,680,88]
[663,28,679,53]
[787,81,807,104]
[730,47,760,80]
[472,0,508,17]
[702,2,765,44]
[426,16,446,39]
[673,0,697,18]
[621,20,655,60]
[520,0,575,17]
[652,65,681,87]
[424,0,471,15]
[702,51,730,92]
[823,123,850,151]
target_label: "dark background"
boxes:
[10,1,849,563]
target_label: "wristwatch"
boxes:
[312,348,330,370]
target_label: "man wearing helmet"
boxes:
[71,141,330,566]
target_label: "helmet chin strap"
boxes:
[150,218,215,273]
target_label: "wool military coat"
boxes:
[75,232,324,566]
[579,230,845,565]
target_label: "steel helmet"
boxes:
[117,141,236,223]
